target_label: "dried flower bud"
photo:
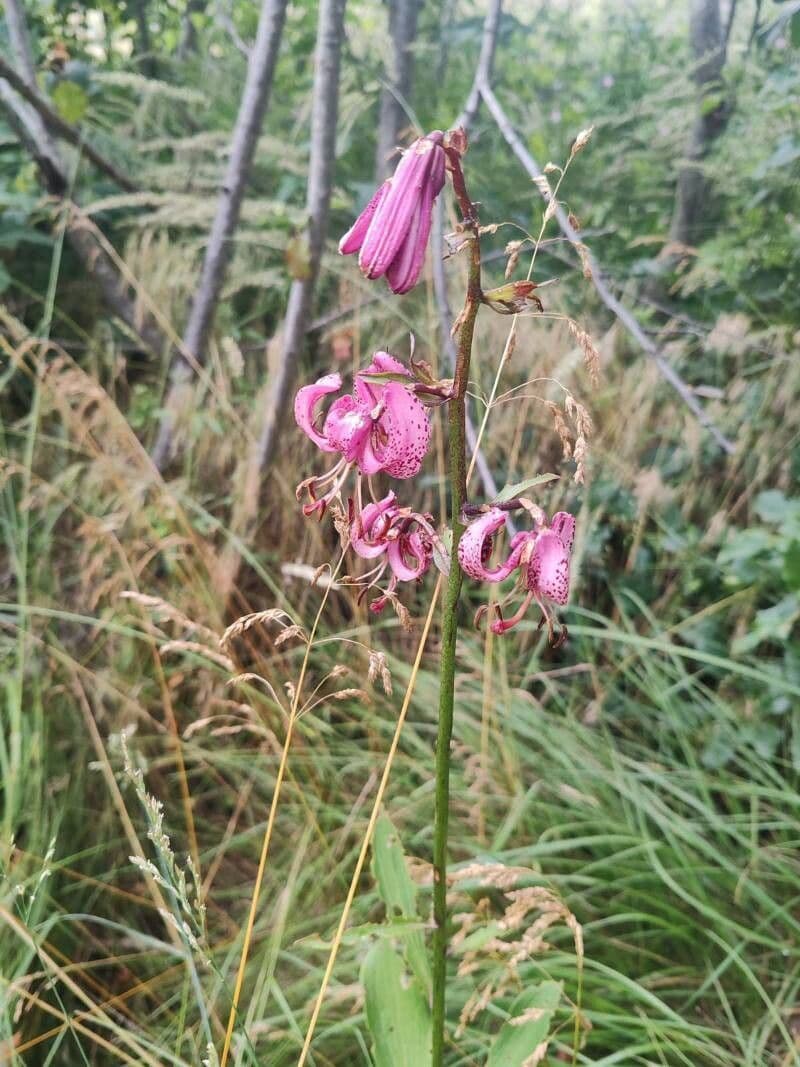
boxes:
[445,126,468,157]
[483,280,544,315]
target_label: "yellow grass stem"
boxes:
[219,554,345,1067]
[296,584,441,1066]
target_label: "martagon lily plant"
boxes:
[294,127,582,1062]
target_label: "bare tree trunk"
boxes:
[3,0,39,85]
[132,0,158,78]
[217,0,347,594]
[374,0,421,181]
[0,0,168,357]
[151,0,288,469]
[668,0,731,248]
[457,0,502,131]
[177,0,207,60]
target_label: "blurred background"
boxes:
[1,0,800,1063]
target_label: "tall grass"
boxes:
[2,156,800,1066]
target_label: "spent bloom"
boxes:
[294,352,432,516]
[339,130,446,294]
[459,506,575,642]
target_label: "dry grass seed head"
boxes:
[567,319,601,386]
[448,863,583,1036]
[120,591,219,646]
[160,640,235,673]
[504,239,524,280]
[367,649,393,696]
[219,609,298,651]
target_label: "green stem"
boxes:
[431,145,482,1066]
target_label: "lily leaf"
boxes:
[487,981,562,1067]
[357,371,413,385]
[362,942,432,1067]
[372,815,431,995]
[493,473,559,505]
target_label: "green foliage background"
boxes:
[1,1,800,1064]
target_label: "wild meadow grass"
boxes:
[2,209,800,1066]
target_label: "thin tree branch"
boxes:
[479,77,736,455]
[374,0,421,180]
[215,3,253,59]
[746,0,763,55]
[0,54,137,192]
[151,0,289,469]
[723,0,739,55]
[457,0,502,131]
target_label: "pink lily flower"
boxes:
[458,507,576,643]
[294,353,432,516]
[347,491,444,616]
[339,131,446,294]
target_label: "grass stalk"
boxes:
[219,555,345,1067]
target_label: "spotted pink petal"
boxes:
[388,532,430,581]
[350,493,396,559]
[385,140,445,295]
[323,395,371,463]
[551,511,576,552]
[458,508,528,582]
[358,132,445,281]
[338,181,390,256]
[294,373,342,452]
[360,381,431,479]
[528,529,571,605]
[354,351,409,407]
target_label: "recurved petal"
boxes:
[361,381,431,479]
[350,492,397,559]
[294,373,342,452]
[458,508,527,582]
[358,134,440,280]
[489,590,536,634]
[323,395,371,463]
[339,181,390,256]
[387,532,430,582]
[529,529,571,605]
[551,511,576,552]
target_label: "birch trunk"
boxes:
[217,0,347,595]
[151,0,288,469]
[251,0,347,481]
[374,0,421,181]
[668,0,730,248]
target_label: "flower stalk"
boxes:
[431,140,483,1066]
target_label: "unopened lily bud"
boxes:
[482,280,544,315]
[339,131,446,294]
